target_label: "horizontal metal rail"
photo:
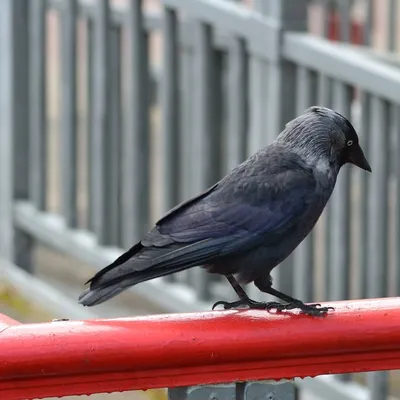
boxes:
[163,0,279,61]
[283,32,400,103]
[2,298,400,399]
[47,0,161,30]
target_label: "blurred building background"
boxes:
[1,0,400,399]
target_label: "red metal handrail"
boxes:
[2,298,400,400]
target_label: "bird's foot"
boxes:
[212,298,273,310]
[266,301,334,316]
[212,298,334,316]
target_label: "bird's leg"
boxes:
[264,287,334,316]
[212,275,285,311]
[212,276,333,317]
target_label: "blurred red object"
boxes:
[328,10,364,44]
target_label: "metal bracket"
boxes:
[168,380,296,400]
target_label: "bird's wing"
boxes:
[145,165,317,253]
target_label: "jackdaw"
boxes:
[79,106,371,316]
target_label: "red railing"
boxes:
[2,297,400,400]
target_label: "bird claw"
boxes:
[302,304,334,316]
[212,298,334,316]
[269,302,334,317]
[212,300,247,310]
[212,298,270,310]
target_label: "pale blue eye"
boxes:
[347,140,353,147]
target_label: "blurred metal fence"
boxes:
[1,0,400,399]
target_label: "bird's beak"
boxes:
[348,144,371,172]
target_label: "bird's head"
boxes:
[277,106,371,174]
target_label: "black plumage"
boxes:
[79,106,371,315]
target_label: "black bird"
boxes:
[79,106,371,316]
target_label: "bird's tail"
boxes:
[78,263,187,306]
[78,238,220,307]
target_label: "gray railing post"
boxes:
[29,0,47,213]
[168,381,296,400]
[0,0,13,262]
[122,0,150,248]
[0,0,33,271]
[256,0,308,153]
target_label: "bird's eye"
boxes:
[346,140,353,147]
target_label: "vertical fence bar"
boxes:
[171,26,193,285]
[9,0,34,271]
[329,81,352,384]
[122,0,150,248]
[0,0,13,260]
[367,372,389,400]
[13,1,30,206]
[319,0,331,38]
[293,66,317,303]
[337,0,351,42]
[317,72,332,300]
[191,21,216,195]
[329,81,352,302]
[363,0,373,46]
[247,2,274,152]
[161,7,179,214]
[178,37,194,203]
[0,0,31,265]
[318,74,333,107]
[17,0,33,271]
[87,18,95,232]
[388,0,397,51]
[109,26,122,247]
[224,0,247,174]
[247,57,267,155]
[92,0,110,242]
[366,96,390,400]
[355,92,370,299]
[92,0,113,245]
[395,103,400,295]
[169,382,295,400]
[209,50,224,185]
[29,0,47,212]
[226,38,247,172]
[367,96,389,298]
[61,0,78,228]
[389,103,399,296]
[187,20,217,301]
[265,68,296,147]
